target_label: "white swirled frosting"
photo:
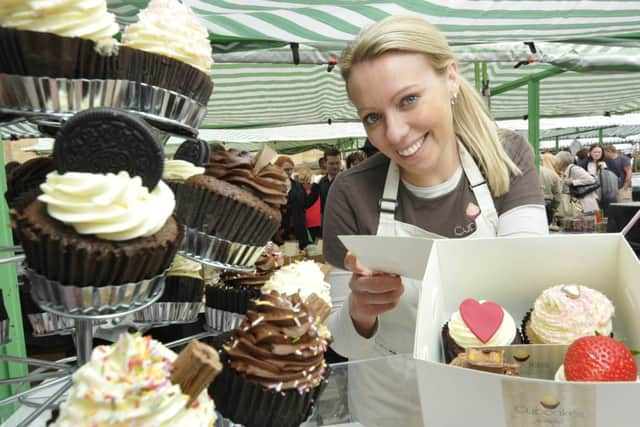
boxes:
[39,171,175,241]
[0,0,119,43]
[52,333,215,427]
[448,302,517,348]
[121,0,213,73]
[529,285,614,344]
[262,260,332,307]
[163,160,204,181]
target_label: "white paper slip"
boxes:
[338,235,434,280]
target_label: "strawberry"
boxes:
[564,336,638,382]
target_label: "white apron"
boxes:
[348,143,499,426]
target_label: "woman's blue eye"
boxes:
[403,95,417,105]
[363,113,380,125]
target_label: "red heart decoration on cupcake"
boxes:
[459,298,504,343]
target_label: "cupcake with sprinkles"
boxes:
[51,333,221,427]
[209,290,331,427]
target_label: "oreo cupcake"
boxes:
[163,139,208,196]
[442,298,522,363]
[523,284,615,344]
[210,290,331,427]
[205,250,280,331]
[134,255,205,324]
[11,109,183,312]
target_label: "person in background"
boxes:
[297,167,322,242]
[604,144,632,202]
[577,144,615,176]
[346,151,365,169]
[539,152,561,225]
[575,147,589,164]
[274,156,309,249]
[306,147,342,220]
[556,151,599,215]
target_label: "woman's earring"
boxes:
[450,92,458,105]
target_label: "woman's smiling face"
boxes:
[347,51,459,186]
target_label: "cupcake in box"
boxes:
[12,108,183,312]
[134,255,205,324]
[209,290,331,427]
[205,250,280,331]
[522,284,614,344]
[50,333,221,427]
[442,298,522,363]
[0,0,212,105]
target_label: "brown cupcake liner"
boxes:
[0,74,206,135]
[0,28,212,103]
[160,276,204,302]
[442,322,523,363]
[13,205,181,287]
[26,266,167,315]
[175,183,279,246]
[179,226,265,272]
[205,307,245,332]
[132,302,203,324]
[205,283,261,313]
[209,352,330,427]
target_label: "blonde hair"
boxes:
[540,152,559,175]
[340,15,521,196]
[296,166,313,184]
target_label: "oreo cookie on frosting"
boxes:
[53,108,164,190]
[174,138,211,166]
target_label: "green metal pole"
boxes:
[599,128,604,145]
[0,141,28,422]
[528,78,540,169]
[474,63,481,92]
[555,137,560,151]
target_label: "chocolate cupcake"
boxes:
[0,0,213,103]
[162,156,204,197]
[12,109,182,316]
[210,291,331,427]
[442,298,522,363]
[522,284,615,344]
[175,149,287,247]
[205,251,279,331]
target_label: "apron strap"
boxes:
[378,160,401,218]
[458,142,499,227]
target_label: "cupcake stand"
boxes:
[0,74,221,425]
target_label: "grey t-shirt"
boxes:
[323,130,544,268]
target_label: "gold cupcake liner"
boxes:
[27,312,74,337]
[133,302,203,324]
[0,74,206,136]
[179,226,265,273]
[26,267,167,316]
[205,307,245,332]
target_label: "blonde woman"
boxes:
[540,152,562,223]
[322,15,547,425]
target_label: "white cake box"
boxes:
[411,233,640,427]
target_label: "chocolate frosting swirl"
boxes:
[221,252,279,287]
[225,291,329,392]
[205,149,288,208]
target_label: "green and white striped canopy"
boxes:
[103,1,640,129]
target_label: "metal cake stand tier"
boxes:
[0,74,207,137]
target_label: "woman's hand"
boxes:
[598,161,608,169]
[344,252,404,338]
[565,177,574,186]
